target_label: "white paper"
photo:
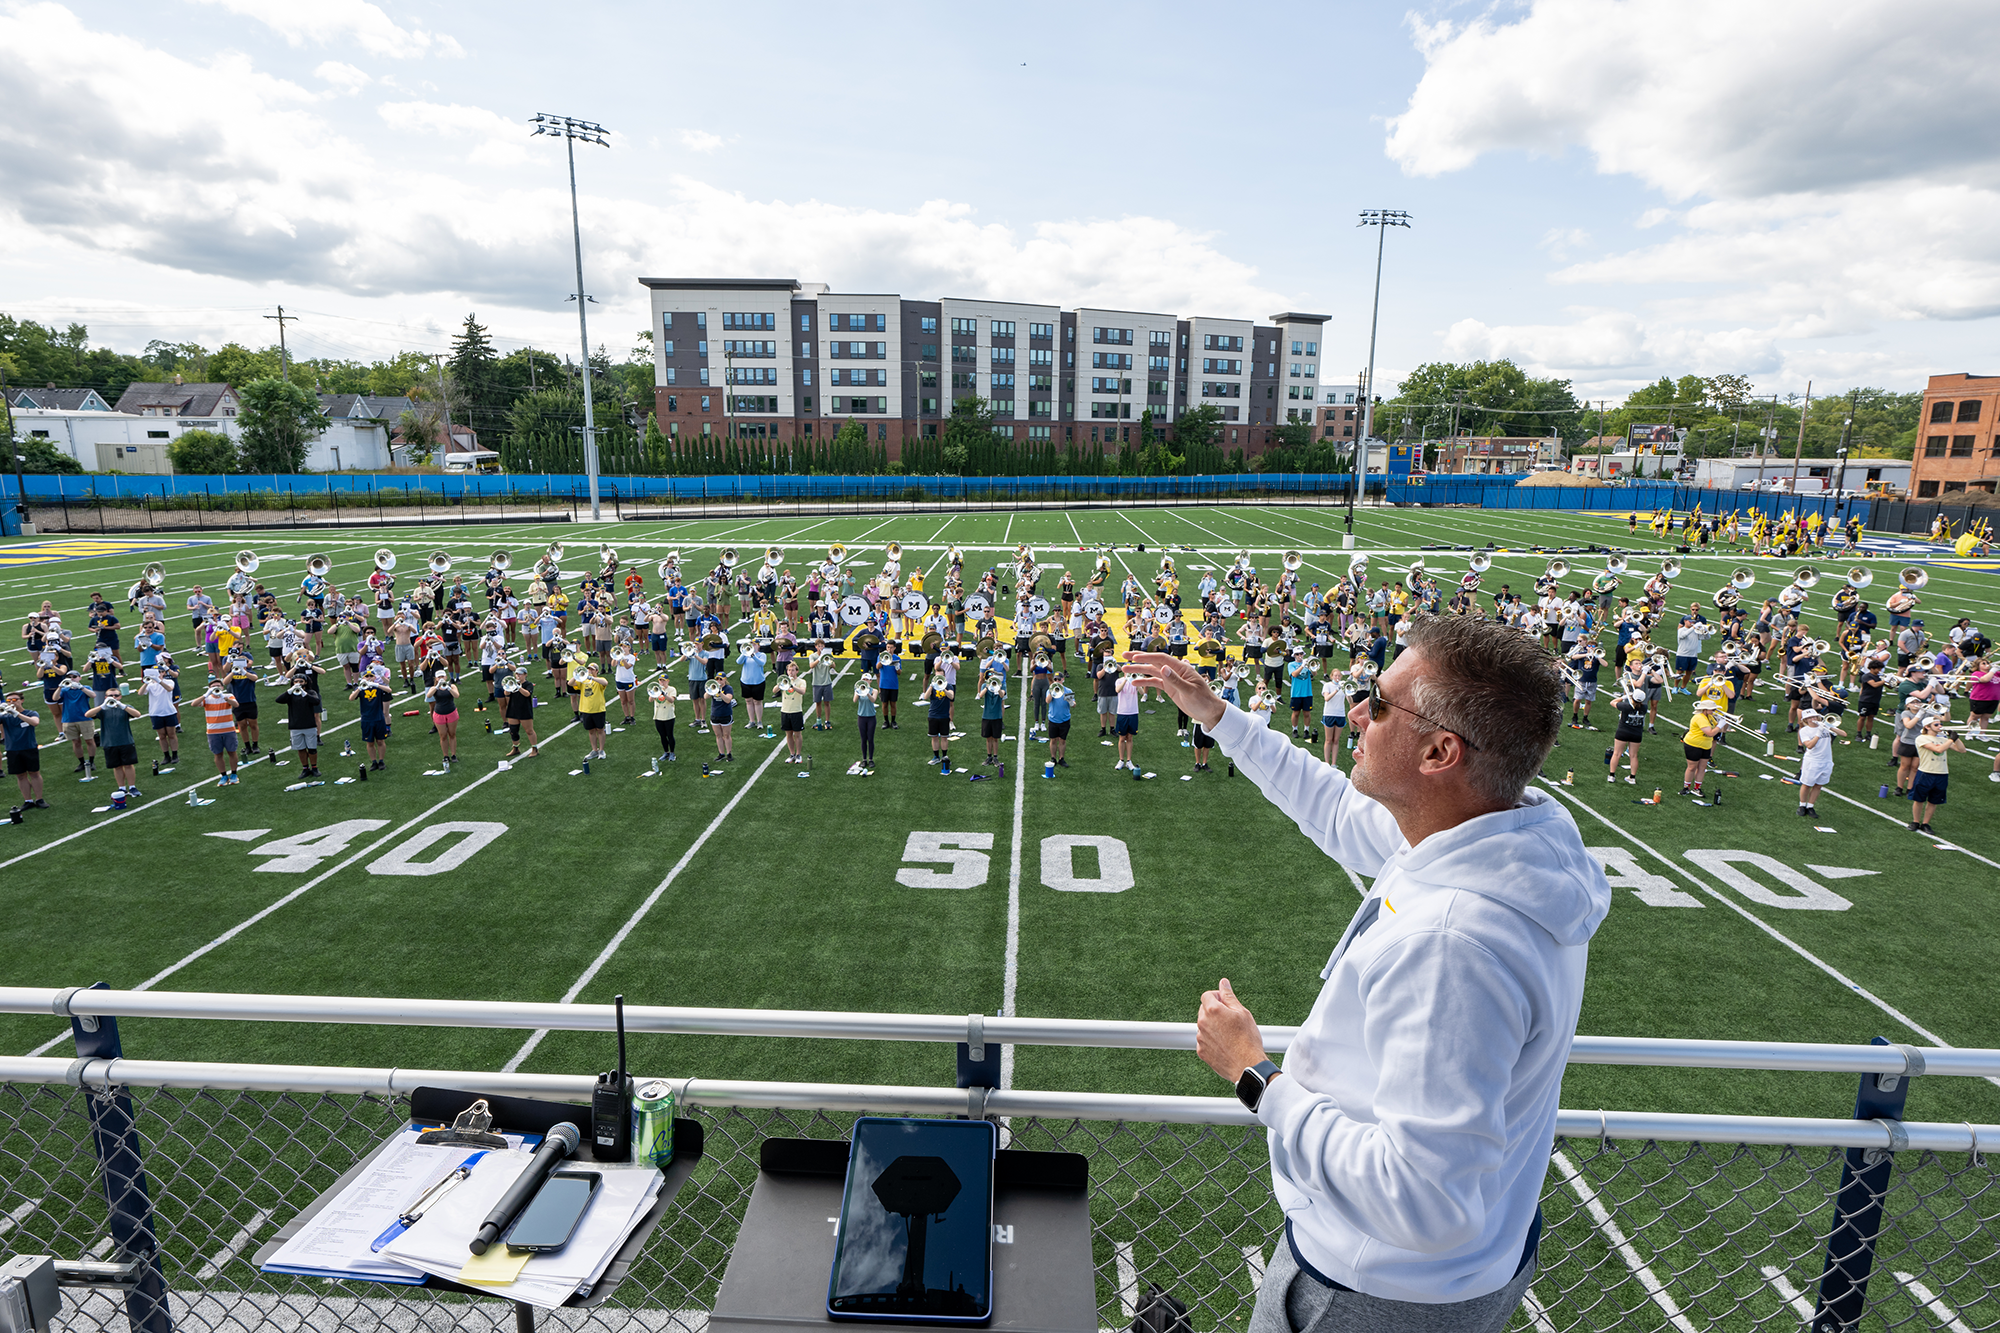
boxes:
[262,1130,520,1282]
[382,1159,663,1309]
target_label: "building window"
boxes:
[951,318,977,334]
[921,316,939,333]
[665,367,677,385]
[1925,435,1948,456]
[1028,400,1052,417]
[920,343,938,358]
[802,395,814,411]
[993,373,1016,388]
[1943,481,1966,492]
[722,312,776,330]
[1290,340,1302,355]
[697,340,709,357]
[696,312,706,328]
[1306,341,1317,356]
[801,368,812,385]
[800,314,810,331]
[799,341,812,357]
[700,395,711,412]
[1951,435,1976,457]
[666,394,677,411]
[992,399,1015,418]
[953,346,976,363]
[1959,400,1984,423]
[723,340,776,357]
[1916,480,1939,497]
[1029,349,1053,368]
[1030,323,1054,339]
[991,348,1016,364]
[1289,363,1301,378]
[919,370,938,389]
[921,397,940,414]
[698,367,710,385]
[1089,401,1132,419]
[663,313,674,329]
[991,320,1015,337]
[661,340,674,356]
[953,372,975,390]
[1028,425,1051,441]
[877,422,888,439]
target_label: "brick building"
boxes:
[1430,436,1558,475]
[1911,373,2000,498]
[640,278,1359,460]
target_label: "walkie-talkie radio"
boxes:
[591,994,632,1162]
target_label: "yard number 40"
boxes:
[897,832,1135,894]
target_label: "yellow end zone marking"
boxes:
[0,538,215,567]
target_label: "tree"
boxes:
[208,342,284,387]
[397,408,439,466]
[449,314,502,440]
[1174,403,1222,453]
[168,428,238,474]
[11,434,82,473]
[1387,360,1586,442]
[941,396,995,473]
[236,377,327,472]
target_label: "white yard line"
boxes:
[22,716,586,1057]
[1113,1239,1139,1319]
[1760,1266,1817,1322]
[1520,1288,1560,1333]
[999,668,1029,1091]
[194,1208,272,1282]
[501,661,858,1073]
[1116,510,1162,547]
[1551,1151,1699,1333]
[1241,1244,1267,1287]
[1894,1271,1973,1332]
[0,1198,37,1239]
[1534,778,1987,1068]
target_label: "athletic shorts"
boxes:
[1643,686,1662,702]
[1969,699,1998,716]
[60,720,89,742]
[289,728,320,752]
[1682,742,1710,762]
[1115,713,1138,736]
[1575,682,1598,703]
[5,749,40,776]
[814,684,833,704]
[362,718,390,742]
[337,653,360,666]
[879,687,899,703]
[928,716,951,737]
[649,634,670,651]
[1895,742,1919,758]
[981,718,1003,739]
[782,712,804,732]
[579,711,604,731]
[151,715,176,731]
[1675,655,1696,673]
[741,681,766,701]
[1096,695,1116,716]
[208,733,238,755]
[103,743,137,770]
[233,701,258,721]
[1910,771,1948,805]
[1323,714,1343,729]
[395,644,416,662]
[1048,720,1071,739]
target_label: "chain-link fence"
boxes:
[1,1079,1994,1333]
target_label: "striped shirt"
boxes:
[203,694,238,735]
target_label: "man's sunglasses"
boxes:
[1366,689,1482,752]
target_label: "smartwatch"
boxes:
[1235,1059,1281,1113]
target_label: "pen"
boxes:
[370,1151,487,1252]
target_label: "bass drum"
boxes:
[1023,595,1052,621]
[899,591,929,618]
[965,592,993,615]
[838,595,871,627]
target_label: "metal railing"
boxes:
[2,992,1996,1332]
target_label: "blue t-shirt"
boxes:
[879,658,899,690]
[1289,663,1314,698]
[929,687,954,720]
[1047,690,1071,725]
[59,683,94,723]
[1,712,39,752]
[738,650,767,686]
[353,683,392,721]
[982,687,1005,721]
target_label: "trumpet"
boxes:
[1659,558,1683,580]
[1468,552,1492,575]
[427,550,453,576]
[1845,566,1872,589]
[1282,550,1303,572]
[490,550,511,572]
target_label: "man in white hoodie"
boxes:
[1130,614,1609,1333]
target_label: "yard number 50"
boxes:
[897,831,1134,893]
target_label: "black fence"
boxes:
[1864,496,1996,537]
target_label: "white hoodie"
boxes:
[1210,703,1611,1304]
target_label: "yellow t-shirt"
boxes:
[575,676,607,716]
[1682,714,1719,751]
[1696,676,1735,709]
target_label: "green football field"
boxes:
[2,503,1997,1135]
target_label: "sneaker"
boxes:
[1607,773,1616,783]
[1625,776,1636,785]
[127,787,142,798]
[1056,759,1067,768]
[927,755,939,765]
[1114,760,1126,770]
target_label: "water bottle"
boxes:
[581,759,590,775]
[358,763,368,783]
[1044,759,1054,778]
[1878,783,1890,798]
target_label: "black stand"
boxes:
[255,1086,703,1331]
[711,1137,1097,1333]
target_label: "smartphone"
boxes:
[827,1117,996,1324]
[503,1170,601,1254]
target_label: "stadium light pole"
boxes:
[1354,210,1411,534]
[531,112,611,520]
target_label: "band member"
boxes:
[777,661,809,763]
[1319,670,1351,768]
[1681,699,1725,794]
[1608,678,1646,784]
[1287,649,1315,737]
[611,643,639,727]
[708,674,737,762]
[427,675,461,768]
[573,663,608,762]
[200,678,242,786]
[877,643,901,730]
[925,670,956,768]
[1795,707,1839,818]
[1909,716,1964,833]
[85,686,146,800]
[501,670,538,760]
[810,641,836,730]
[1113,665,1140,772]
[2,691,48,808]
[853,677,879,773]
[1046,675,1073,769]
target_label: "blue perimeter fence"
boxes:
[1,471,1897,536]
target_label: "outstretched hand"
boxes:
[1196,978,1268,1083]
[1125,651,1225,730]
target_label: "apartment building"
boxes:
[640,278,1348,458]
[1911,373,2000,498]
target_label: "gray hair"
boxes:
[1400,614,1563,806]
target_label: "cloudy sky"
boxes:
[3,0,1995,401]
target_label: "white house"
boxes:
[11,407,394,474]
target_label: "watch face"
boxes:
[1235,1065,1265,1111]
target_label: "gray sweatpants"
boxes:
[1248,1239,1536,1333]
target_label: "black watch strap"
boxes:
[1236,1059,1281,1112]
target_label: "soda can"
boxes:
[631,1079,675,1169]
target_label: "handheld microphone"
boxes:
[468,1121,579,1254]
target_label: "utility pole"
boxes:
[1354,209,1411,534]
[530,112,611,519]
[1789,380,1813,496]
[1754,394,1778,490]
[263,305,297,380]
[430,354,453,465]
[3,366,31,536]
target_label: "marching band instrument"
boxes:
[1235,550,1252,571]
[373,548,397,572]
[720,548,739,569]
[1604,554,1629,576]
[1282,551,1303,572]
[884,541,903,563]
[138,560,167,590]
[598,542,618,567]
[657,559,677,581]
[489,549,511,572]
[1845,566,1872,589]
[427,551,453,576]
[1899,566,1928,591]
[546,542,565,565]
[1658,558,1683,580]
[1159,555,1175,576]
[1347,553,1369,578]
[705,678,725,698]
[826,542,848,566]
[1792,565,1820,590]
[765,545,784,565]
[1406,557,1426,578]
[1545,558,1570,579]
[1467,553,1492,575]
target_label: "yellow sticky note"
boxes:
[456,1245,534,1286]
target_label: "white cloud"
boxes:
[191,0,463,59]
[0,5,1284,322]
[313,60,369,92]
[1385,0,2000,385]
[677,129,723,154]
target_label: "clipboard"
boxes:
[255,1086,703,1310]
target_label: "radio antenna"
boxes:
[614,994,627,1084]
